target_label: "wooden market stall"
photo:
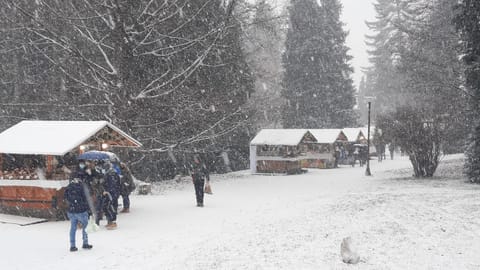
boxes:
[341,128,368,165]
[342,128,367,144]
[301,129,348,169]
[0,120,141,219]
[250,129,317,174]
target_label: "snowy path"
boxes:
[1,155,480,269]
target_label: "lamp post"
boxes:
[365,101,372,176]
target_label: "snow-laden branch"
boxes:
[134,0,239,99]
[0,103,109,107]
[139,0,186,28]
[133,46,210,99]
[72,25,117,75]
[29,42,108,93]
[143,108,248,153]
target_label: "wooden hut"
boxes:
[360,125,376,154]
[301,129,348,169]
[0,121,141,219]
[342,128,367,144]
[250,129,316,174]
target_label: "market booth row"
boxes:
[250,129,317,174]
[250,128,369,173]
[0,121,141,219]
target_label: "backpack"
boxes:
[65,181,88,213]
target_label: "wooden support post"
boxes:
[46,155,54,178]
[0,154,3,177]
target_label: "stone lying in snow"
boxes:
[340,236,360,264]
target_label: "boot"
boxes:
[70,246,78,252]
[120,208,129,213]
[82,243,93,249]
[106,221,117,230]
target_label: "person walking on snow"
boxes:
[64,177,93,252]
[119,162,135,213]
[190,155,210,207]
[389,143,395,160]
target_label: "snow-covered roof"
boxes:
[250,129,310,146]
[342,128,365,142]
[309,129,346,144]
[360,126,375,139]
[0,121,142,156]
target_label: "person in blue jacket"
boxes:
[64,177,93,252]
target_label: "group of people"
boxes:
[334,144,369,167]
[64,154,211,252]
[63,159,135,252]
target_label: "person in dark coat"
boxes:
[64,178,93,252]
[389,143,395,160]
[89,161,106,225]
[101,161,120,229]
[119,162,135,213]
[71,160,95,213]
[190,155,210,207]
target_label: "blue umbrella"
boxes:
[77,151,120,162]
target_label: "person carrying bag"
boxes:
[190,155,210,207]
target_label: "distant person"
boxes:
[353,147,360,167]
[64,177,93,252]
[334,145,340,168]
[389,144,395,160]
[190,155,210,207]
[119,162,136,213]
[359,146,368,167]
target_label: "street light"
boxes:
[365,101,372,176]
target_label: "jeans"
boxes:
[67,211,89,248]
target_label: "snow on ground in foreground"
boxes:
[1,154,480,270]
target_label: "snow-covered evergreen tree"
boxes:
[455,0,480,183]
[244,0,285,129]
[281,0,356,129]
[365,0,414,116]
[367,0,468,154]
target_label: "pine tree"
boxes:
[244,0,285,129]
[455,0,480,183]
[365,0,414,115]
[319,0,357,127]
[281,0,356,129]
[401,0,468,154]
[367,0,468,154]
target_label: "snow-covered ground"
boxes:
[1,154,480,270]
